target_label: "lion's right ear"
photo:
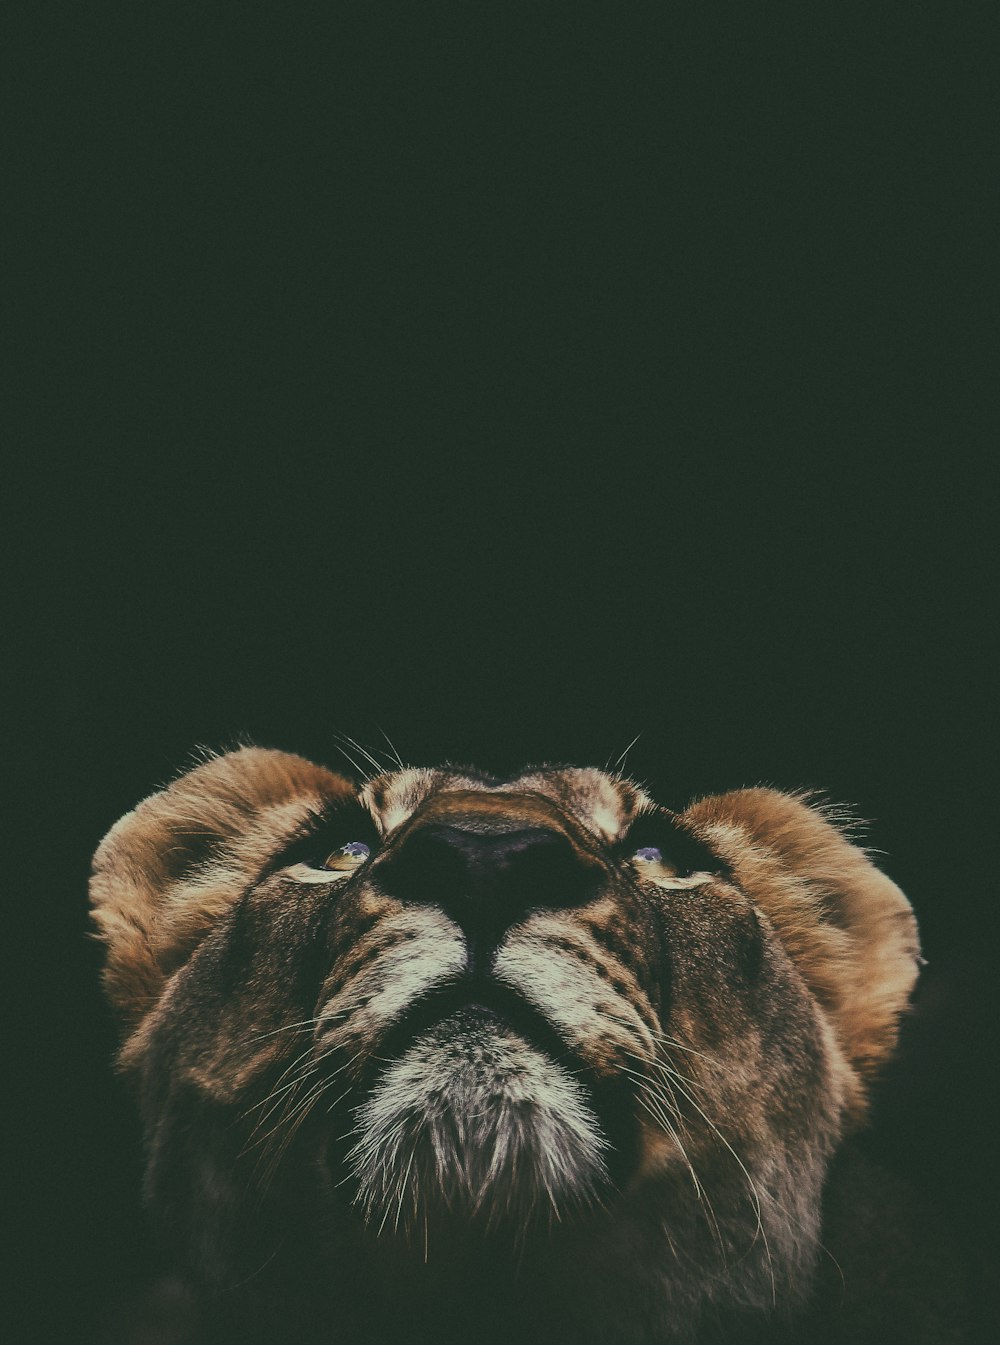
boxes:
[90,748,355,1027]
[679,786,920,1126]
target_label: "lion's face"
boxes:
[92,749,920,1343]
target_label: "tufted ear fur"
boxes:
[90,748,354,1029]
[680,788,921,1125]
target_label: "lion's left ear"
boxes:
[680,787,921,1122]
[90,747,355,1030]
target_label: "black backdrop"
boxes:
[10,5,996,1342]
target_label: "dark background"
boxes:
[10,4,996,1341]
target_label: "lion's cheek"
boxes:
[493,927,659,1078]
[315,909,468,1075]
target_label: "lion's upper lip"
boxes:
[373,974,576,1070]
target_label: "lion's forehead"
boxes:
[360,765,653,840]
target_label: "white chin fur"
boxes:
[348,1010,608,1242]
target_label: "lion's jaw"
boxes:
[347,1008,608,1243]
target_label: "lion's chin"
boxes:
[347,1008,609,1246]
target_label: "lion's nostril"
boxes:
[378,823,601,968]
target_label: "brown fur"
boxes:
[90,749,934,1345]
[680,789,919,1126]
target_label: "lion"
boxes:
[90,747,965,1343]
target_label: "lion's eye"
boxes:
[319,841,371,871]
[621,810,721,884]
[628,838,717,891]
[630,846,681,880]
[633,846,663,864]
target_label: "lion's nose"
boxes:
[378,823,601,969]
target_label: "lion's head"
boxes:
[91,748,920,1343]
